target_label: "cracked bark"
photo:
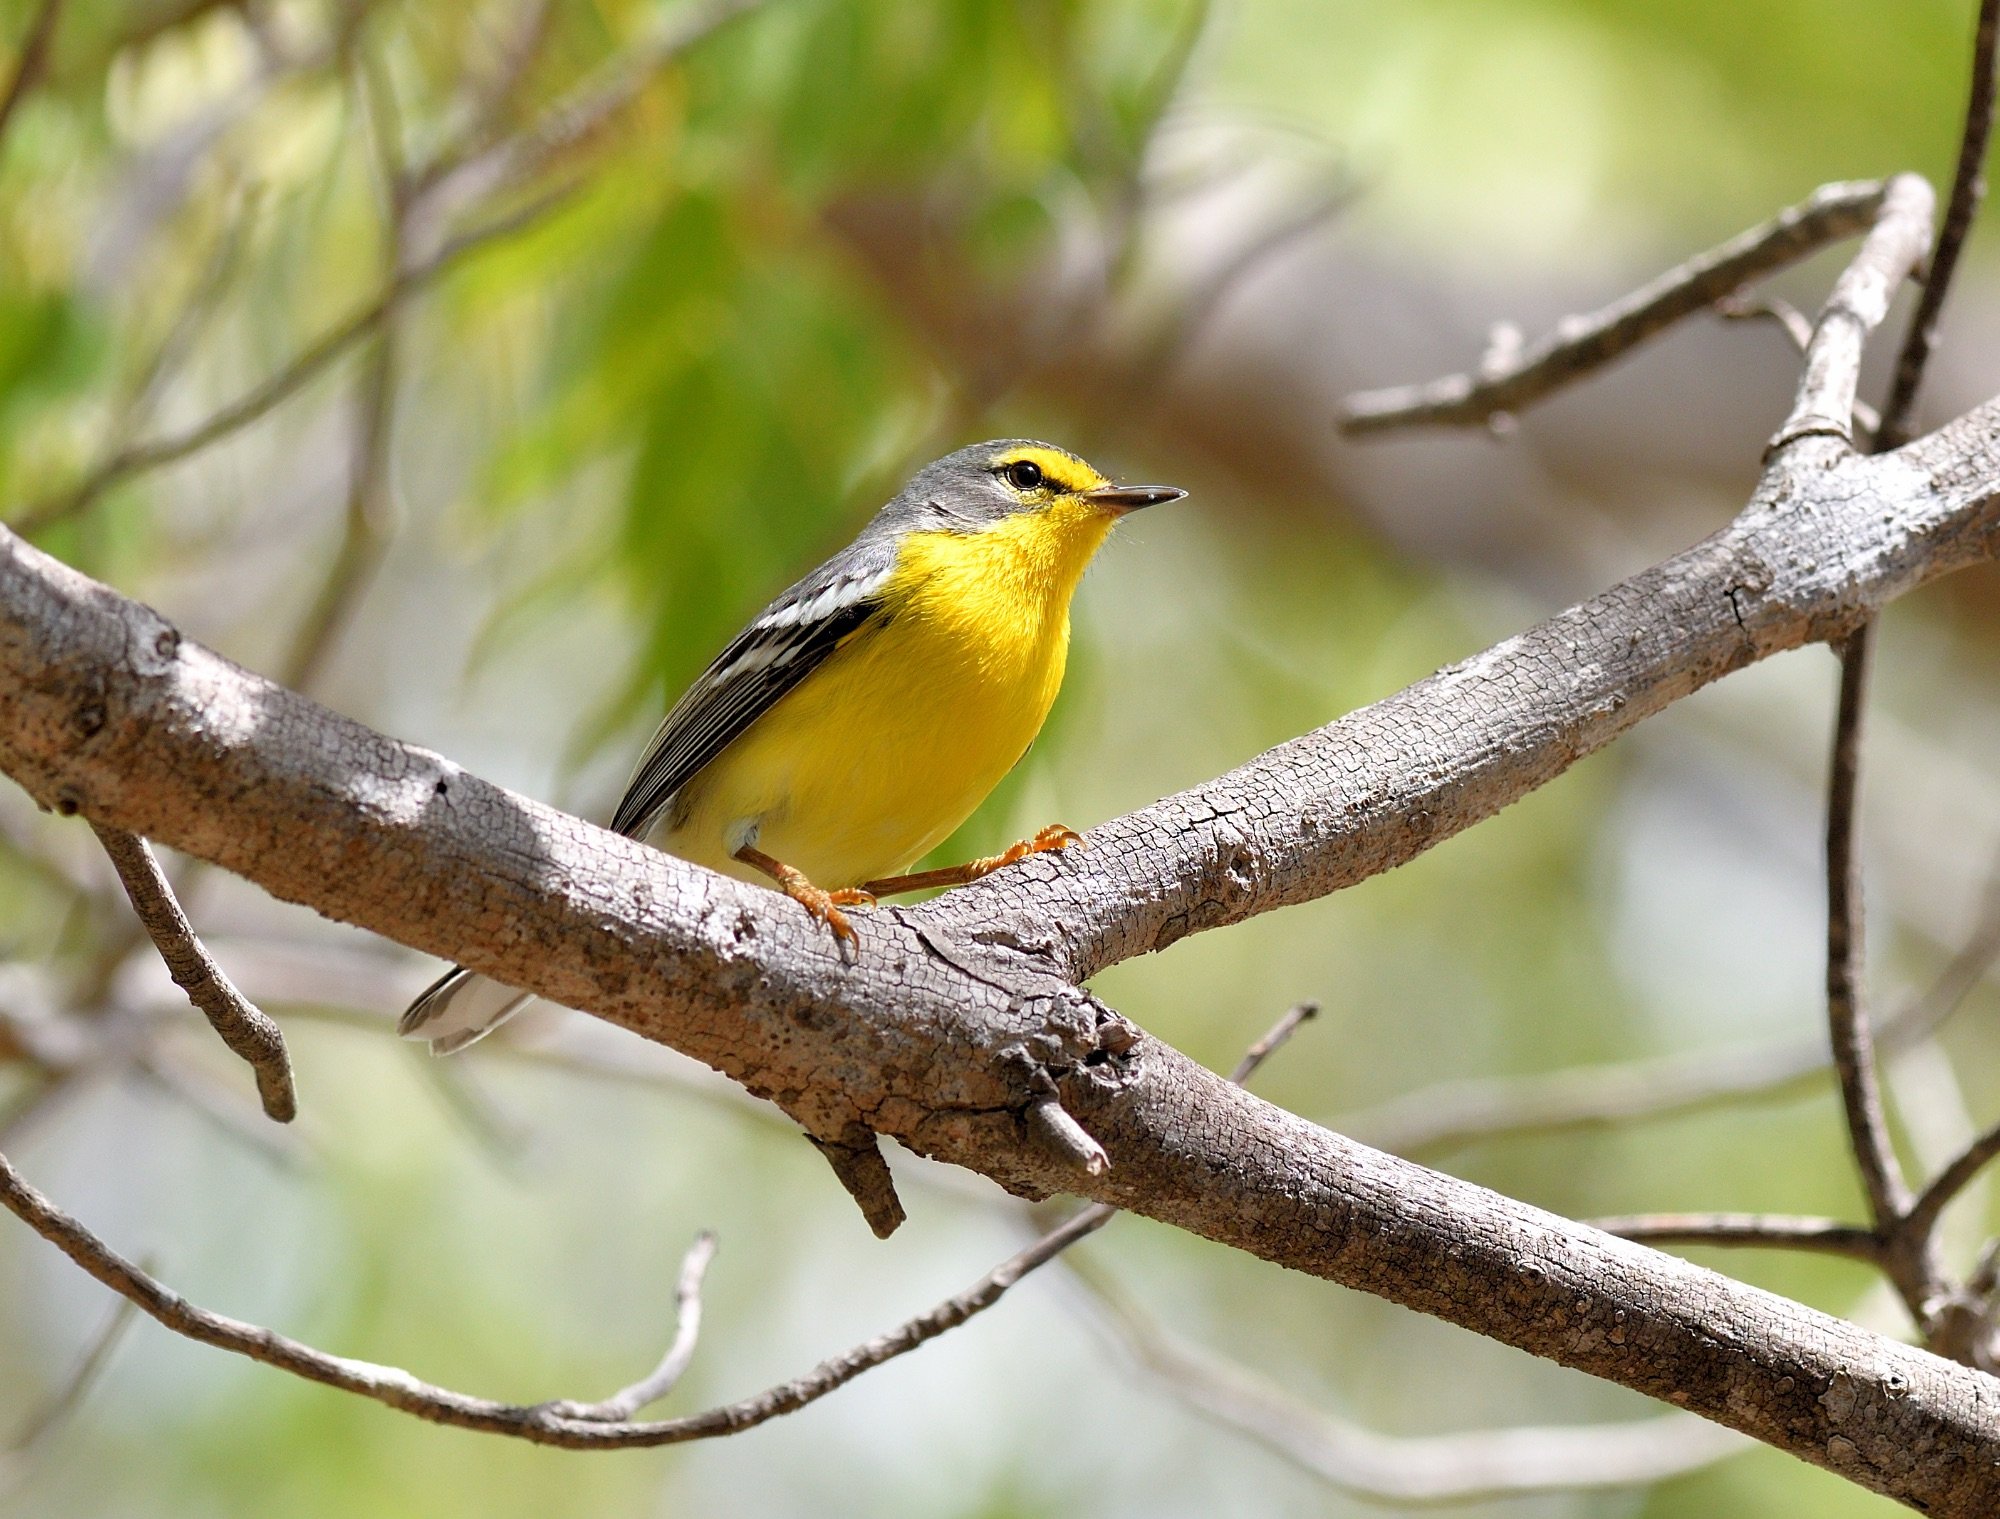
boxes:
[3,394,2000,1506]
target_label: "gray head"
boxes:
[875,439,1185,535]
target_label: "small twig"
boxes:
[807,1129,908,1239]
[1716,291,1816,353]
[1027,1092,1111,1176]
[0,1146,1111,1448]
[1591,1213,1883,1263]
[1066,1257,1748,1503]
[88,825,296,1124]
[1904,1122,2000,1247]
[1876,0,2000,451]
[1229,999,1318,1084]
[0,0,62,152]
[1337,180,1888,434]
[539,1233,718,1421]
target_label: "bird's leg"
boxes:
[733,844,875,953]
[861,824,1082,897]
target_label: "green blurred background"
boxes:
[2,1,1998,1514]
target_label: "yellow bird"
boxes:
[401,440,1185,1052]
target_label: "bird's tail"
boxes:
[398,967,534,1055]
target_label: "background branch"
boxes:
[1065,1257,1750,1505]
[1336,180,1887,433]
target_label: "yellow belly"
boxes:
[658,505,1112,888]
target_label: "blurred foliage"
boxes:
[1,2,1998,1518]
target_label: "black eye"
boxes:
[1003,459,1044,492]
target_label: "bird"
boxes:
[399,439,1185,1053]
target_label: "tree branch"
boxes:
[537,1232,717,1421]
[1905,1122,2000,1248]
[1876,0,2000,451]
[86,824,295,1124]
[1592,1213,1883,1263]
[1772,174,1936,450]
[0,1146,1114,1448]
[1339,891,2000,1155]
[1823,629,1912,1231]
[1336,180,1888,434]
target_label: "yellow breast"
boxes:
[661,498,1117,887]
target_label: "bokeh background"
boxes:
[2,1,1998,1515]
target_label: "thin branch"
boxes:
[1066,1257,1748,1504]
[1228,1000,1318,1084]
[1716,290,1816,353]
[1905,1122,2000,1246]
[1332,850,2000,1155]
[1823,629,1911,1230]
[87,825,296,1124]
[409,0,772,212]
[1591,1212,1883,1263]
[1337,180,1888,434]
[539,1233,718,1421]
[0,1146,1113,1449]
[1876,0,2000,450]
[277,49,407,694]
[10,189,569,536]
[0,0,62,153]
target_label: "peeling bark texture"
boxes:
[4,396,2000,1507]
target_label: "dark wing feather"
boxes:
[607,554,892,839]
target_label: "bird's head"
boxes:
[900,440,1186,539]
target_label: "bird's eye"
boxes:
[1002,459,1044,492]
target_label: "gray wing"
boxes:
[607,541,895,839]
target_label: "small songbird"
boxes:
[400,439,1185,1052]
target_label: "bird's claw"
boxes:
[970,823,1083,879]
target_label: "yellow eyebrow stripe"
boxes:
[988,444,1109,496]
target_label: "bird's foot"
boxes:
[735,844,875,960]
[862,824,1083,897]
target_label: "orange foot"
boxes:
[734,844,875,956]
[863,824,1084,897]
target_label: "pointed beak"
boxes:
[1082,483,1187,514]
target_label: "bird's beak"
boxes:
[1082,483,1187,513]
